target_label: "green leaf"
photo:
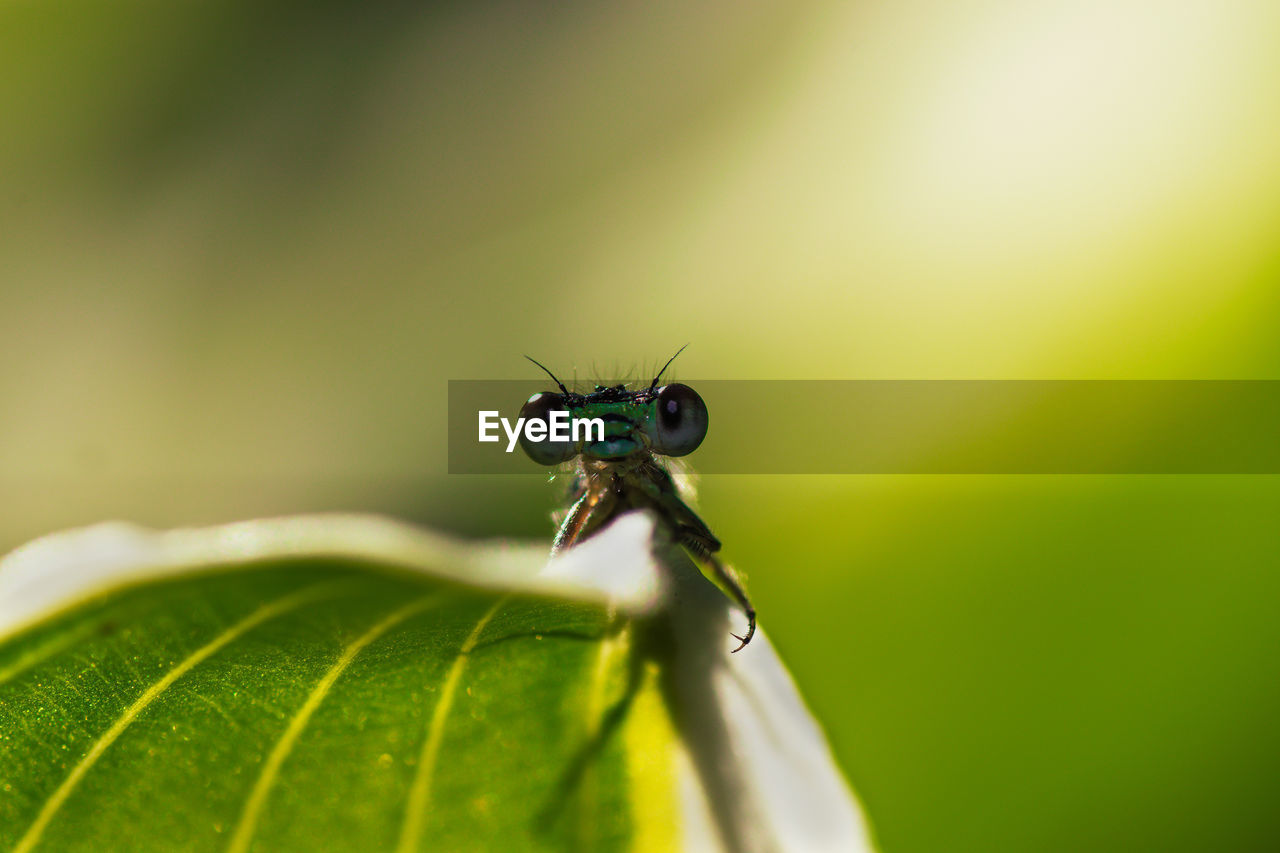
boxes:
[0,513,874,852]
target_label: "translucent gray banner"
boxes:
[448,380,1280,474]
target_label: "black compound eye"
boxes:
[518,392,578,465]
[650,384,708,457]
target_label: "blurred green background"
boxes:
[3,2,1279,851]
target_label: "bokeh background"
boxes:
[3,1,1279,851]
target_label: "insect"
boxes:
[519,347,756,651]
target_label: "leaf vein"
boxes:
[0,622,100,688]
[11,580,347,853]
[224,592,448,853]
[396,596,509,853]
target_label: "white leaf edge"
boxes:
[0,510,877,853]
[651,533,880,853]
[0,511,663,642]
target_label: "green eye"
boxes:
[518,393,578,465]
[649,383,708,456]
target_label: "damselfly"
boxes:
[519,348,756,651]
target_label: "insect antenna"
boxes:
[649,343,689,390]
[524,355,570,395]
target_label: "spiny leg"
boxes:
[698,551,757,653]
[557,479,756,652]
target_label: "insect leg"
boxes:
[551,485,616,556]
[696,551,757,652]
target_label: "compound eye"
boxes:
[518,393,578,466]
[650,384,708,457]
